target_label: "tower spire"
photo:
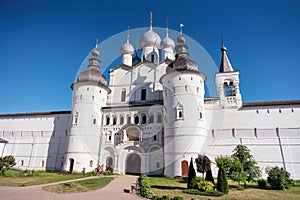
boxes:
[150,11,153,30]
[166,17,169,37]
[95,38,99,48]
[180,23,184,35]
[127,25,130,44]
[219,37,234,72]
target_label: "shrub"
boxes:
[257,179,267,189]
[197,181,214,191]
[161,195,171,200]
[0,155,16,174]
[172,196,184,200]
[151,195,161,200]
[205,169,215,185]
[187,158,198,189]
[267,166,291,190]
[216,165,229,194]
[139,174,155,198]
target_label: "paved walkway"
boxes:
[0,175,144,200]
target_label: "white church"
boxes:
[1,15,300,179]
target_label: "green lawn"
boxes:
[147,176,300,200]
[0,169,96,187]
[42,177,113,193]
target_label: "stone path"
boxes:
[0,175,144,200]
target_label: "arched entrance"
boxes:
[181,160,188,177]
[69,158,74,172]
[106,156,113,168]
[126,153,141,175]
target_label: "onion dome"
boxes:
[120,43,134,55]
[140,29,161,49]
[77,39,107,85]
[140,11,161,49]
[120,25,134,55]
[161,36,175,49]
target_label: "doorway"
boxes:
[181,160,188,177]
[125,153,141,175]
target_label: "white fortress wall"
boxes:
[0,112,71,171]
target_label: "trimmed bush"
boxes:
[257,179,267,189]
[139,174,155,198]
[197,181,214,191]
[216,165,229,194]
[205,169,215,185]
[187,158,198,189]
[267,166,291,190]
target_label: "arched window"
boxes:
[142,114,147,124]
[89,160,93,167]
[223,81,236,96]
[151,54,155,62]
[134,115,139,124]
[156,113,162,123]
[127,115,131,124]
[120,116,124,125]
[113,116,117,125]
[93,118,96,124]
[121,89,126,102]
[149,113,154,123]
[73,112,78,125]
[176,103,184,120]
[106,116,110,125]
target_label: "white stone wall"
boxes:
[0,112,70,170]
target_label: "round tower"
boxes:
[160,25,207,177]
[63,40,110,173]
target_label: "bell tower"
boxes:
[215,39,242,108]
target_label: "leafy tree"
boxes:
[230,160,247,187]
[231,145,261,186]
[216,164,229,194]
[195,154,211,181]
[187,157,198,189]
[267,166,291,190]
[215,156,232,178]
[0,155,16,174]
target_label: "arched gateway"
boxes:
[125,153,141,175]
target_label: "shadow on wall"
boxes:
[46,114,70,171]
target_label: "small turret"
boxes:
[120,26,134,66]
[161,18,175,60]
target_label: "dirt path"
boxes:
[0,175,144,200]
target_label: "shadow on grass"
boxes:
[151,185,186,190]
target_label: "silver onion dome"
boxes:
[140,29,161,49]
[161,36,175,49]
[120,42,134,55]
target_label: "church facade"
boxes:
[1,19,300,179]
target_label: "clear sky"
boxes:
[0,0,299,114]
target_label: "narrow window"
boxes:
[134,115,139,124]
[106,117,110,125]
[141,89,146,101]
[74,112,78,125]
[121,89,126,102]
[41,160,45,167]
[89,160,93,167]
[292,108,294,113]
[156,162,160,168]
[113,116,117,125]
[176,105,184,120]
[153,135,157,141]
[142,114,147,124]
[93,118,96,124]
[127,116,131,124]
[120,116,124,125]
[151,54,155,62]
[157,113,162,123]
[109,135,112,141]
[199,112,203,119]
[21,160,24,166]
[279,109,282,113]
[149,114,154,123]
[196,87,199,94]
[87,87,89,91]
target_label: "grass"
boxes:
[0,169,96,187]
[147,176,300,200]
[43,177,113,193]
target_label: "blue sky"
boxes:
[0,0,299,114]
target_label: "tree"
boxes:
[205,168,215,185]
[0,155,16,174]
[187,157,198,189]
[215,156,232,178]
[195,154,211,181]
[216,164,229,194]
[267,166,291,190]
[231,145,261,186]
